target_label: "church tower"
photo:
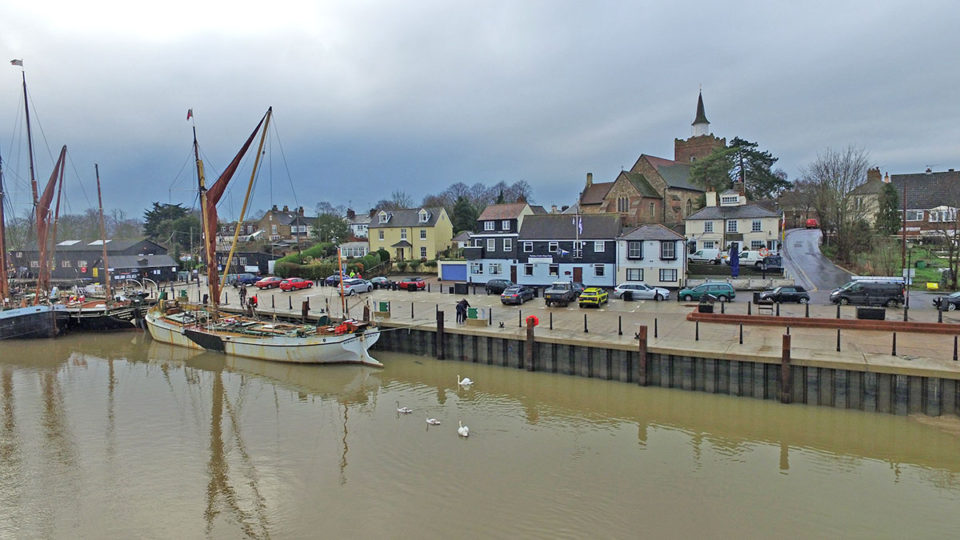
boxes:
[674,90,725,163]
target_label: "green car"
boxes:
[578,287,609,308]
[677,282,736,302]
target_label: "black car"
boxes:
[933,292,960,311]
[500,286,535,305]
[758,286,810,303]
[485,279,515,295]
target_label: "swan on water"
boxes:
[457,374,473,387]
[396,401,413,414]
[426,417,441,425]
[458,420,470,438]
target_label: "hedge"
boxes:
[274,251,382,280]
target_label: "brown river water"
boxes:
[1,332,959,538]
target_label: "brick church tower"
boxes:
[673,91,725,163]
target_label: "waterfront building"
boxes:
[9,238,175,284]
[616,224,687,288]
[345,208,372,239]
[685,190,780,252]
[515,213,621,287]
[367,207,453,262]
[463,203,535,284]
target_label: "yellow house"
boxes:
[367,207,453,262]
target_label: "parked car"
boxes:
[500,285,535,305]
[543,281,585,307]
[227,273,259,287]
[805,218,819,229]
[255,276,283,289]
[612,282,670,301]
[759,255,783,272]
[724,250,765,266]
[688,248,721,264]
[485,279,515,295]
[341,278,373,295]
[677,282,736,302]
[578,287,609,308]
[324,274,343,286]
[369,276,393,289]
[397,277,425,291]
[758,286,809,303]
[829,280,904,307]
[933,292,960,311]
[279,277,313,291]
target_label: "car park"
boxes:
[757,286,809,303]
[612,282,670,301]
[255,276,283,289]
[341,278,373,295]
[933,292,960,311]
[397,277,426,291]
[279,277,313,291]
[369,276,393,289]
[829,279,904,307]
[500,285,535,305]
[688,248,721,264]
[485,279,515,295]
[578,287,609,308]
[677,282,736,302]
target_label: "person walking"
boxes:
[456,298,470,324]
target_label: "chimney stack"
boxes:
[883,172,890,183]
[272,204,278,212]
[867,167,881,183]
[283,205,289,212]
[298,206,304,215]
[586,172,593,187]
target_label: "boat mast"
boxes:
[338,247,347,317]
[20,71,39,210]
[49,155,65,276]
[193,126,210,305]
[34,146,66,303]
[95,164,111,299]
[0,149,8,305]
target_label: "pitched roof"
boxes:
[886,170,960,209]
[620,171,660,198]
[579,182,613,205]
[452,231,471,242]
[477,203,529,220]
[108,254,177,269]
[519,214,621,240]
[620,224,685,241]
[634,154,702,192]
[686,203,780,220]
[369,207,445,228]
[529,205,548,215]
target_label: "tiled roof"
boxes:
[452,231,471,242]
[580,182,613,205]
[621,171,660,198]
[108,254,177,269]
[478,203,529,220]
[887,170,960,209]
[619,224,684,241]
[656,162,699,191]
[686,204,779,220]
[519,214,621,240]
[529,205,548,215]
[369,207,445,228]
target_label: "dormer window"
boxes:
[501,220,510,230]
[484,221,495,231]
[418,209,430,223]
[378,211,390,224]
[720,195,740,206]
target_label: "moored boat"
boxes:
[0,304,69,340]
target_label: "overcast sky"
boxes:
[1,1,958,222]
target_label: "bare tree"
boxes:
[801,146,871,261]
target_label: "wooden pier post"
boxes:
[637,325,648,386]
[436,310,445,360]
[525,317,536,371]
[780,333,792,404]
[301,300,309,323]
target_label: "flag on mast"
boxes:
[186,108,193,121]
[10,59,23,66]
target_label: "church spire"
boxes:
[692,91,710,136]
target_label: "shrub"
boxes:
[424,260,438,268]
[396,261,408,272]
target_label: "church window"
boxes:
[617,197,629,212]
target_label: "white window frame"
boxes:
[750,240,764,250]
[379,212,389,224]
[660,241,676,260]
[573,242,583,258]
[548,241,558,253]
[628,241,642,259]
[484,221,495,231]
[420,247,427,259]
[420,229,427,240]
[523,242,533,253]
[548,264,559,276]
[726,220,738,233]
[503,238,513,252]
[489,263,502,275]
[704,221,714,233]
[593,241,604,253]
[524,264,533,276]
[400,228,407,240]
[378,230,384,240]
[626,268,643,281]
[594,264,605,277]
[905,210,924,221]
[751,219,762,232]
[419,210,429,223]
[703,240,715,249]
[659,269,678,282]
[721,195,739,205]
[487,238,496,251]
[470,262,483,274]
[501,220,510,230]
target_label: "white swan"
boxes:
[458,420,470,438]
[426,417,441,425]
[457,374,473,387]
[396,401,413,414]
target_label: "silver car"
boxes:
[341,278,373,295]
[612,282,670,301]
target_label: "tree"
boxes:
[451,196,478,233]
[689,137,791,200]
[143,202,189,240]
[314,213,349,243]
[801,146,871,262]
[875,182,901,235]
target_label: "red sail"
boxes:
[35,146,66,297]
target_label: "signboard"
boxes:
[528,255,553,263]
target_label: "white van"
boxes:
[688,248,721,264]
[723,250,764,266]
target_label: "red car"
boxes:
[255,276,283,289]
[280,277,313,291]
[397,276,425,291]
[805,218,819,229]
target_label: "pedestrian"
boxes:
[456,298,470,324]
[239,284,247,305]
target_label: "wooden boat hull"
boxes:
[144,308,381,366]
[0,304,69,340]
[66,301,152,331]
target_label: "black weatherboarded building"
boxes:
[9,239,177,284]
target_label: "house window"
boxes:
[649,202,655,215]
[548,264,559,276]
[484,221,495,231]
[489,263,502,275]
[659,269,678,282]
[704,221,714,233]
[721,195,739,205]
[30,260,39,268]
[627,241,642,259]
[487,239,496,252]
[61,260,72,268]
[905,210,924,221]
[419,210,429,223]
[726,220,738,233]
[660,241,676,260]
[573,242,583,258]
[593,241,604,253]
[617,197,629,212]
[523,242,533,253]
[473,239,482,247]
[401,229,407,240]
[420,229,427,240]
[378,230,384,240]
[548,242,558,253]
[501,220,510,230]
[77,260,87,268]
[379,212,389,223]
[751,240,764,250]
[524,264,533,276]
[503,239,513,252]
[594,264,605,277]
[626,268,643,281]
[420,247,427,259]
[752,219,762,232]
[272,224,278,235]
[703,240,715,249]
[470,262,483,274]
[686,200,693,215]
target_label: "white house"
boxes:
[616,224,687,288]
[684,190,780,253]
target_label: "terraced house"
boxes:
[515,213,621,287]
[463,202,536,284]
[367,207,453,262]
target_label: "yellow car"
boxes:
[578,287,608,308]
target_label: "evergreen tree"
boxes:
[875,182,901,235]
[689,137,791,200]
[451,196,478,233]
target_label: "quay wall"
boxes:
[374,324,960,417]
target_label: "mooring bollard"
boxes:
[786,326,790,336]
[549,312,553,330]
[720,301,725,314]
[411,302,414,319]
[488,308,492,326]
[618,315,622,336]
[781,333,792,404]
[289,296,293,310]
[436,310,445,360]
[637,325,648,386]
[583,313,588,333]
[224,292,229,305]
[903,305,908,322]
[525,317,536,371]
[747,302,752,316]
[428,284,431,293]
[518,310,522,328]
[805,303,809,318]
[938,309,943,324]
[739,323,743,344]
[271,295,275,309]
[836,328,841,352]
[892,332,897,356]
[301,300,309,323]
[776,303,780,317]
[654,317,658,338]
[695,320,699,341]
[955,336,958,361]
[836,304,840,319]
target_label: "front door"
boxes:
[396,248,405,261]
[510,265,517,282]
[573,267,583,283]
